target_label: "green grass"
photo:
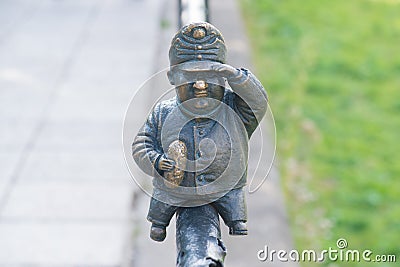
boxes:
[240,0,400,266]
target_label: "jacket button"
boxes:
[198,129,204,135]
[197,175,204,182]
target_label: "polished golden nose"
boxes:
[193,80,208,90]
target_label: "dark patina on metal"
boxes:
[132,22,268,266]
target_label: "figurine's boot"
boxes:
[150,224,167,242]
[229,220,248,235]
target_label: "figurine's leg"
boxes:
[211,187,248,235]
[147,196,178,242]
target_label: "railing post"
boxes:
[175,1,226,266]
[176,205,226,267]
[178,0,209,28]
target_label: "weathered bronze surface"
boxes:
[176,205,226,266]
[132,22,268,266]
[164,140,187,189]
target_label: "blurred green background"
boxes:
[240,0,400,266]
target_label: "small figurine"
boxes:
[132,22,268,242]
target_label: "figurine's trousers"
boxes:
[147,187,247,227]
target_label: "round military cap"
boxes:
[169,22,227,66]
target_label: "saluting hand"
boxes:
[211,62,240,80]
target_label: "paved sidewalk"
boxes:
[0,0,162,266]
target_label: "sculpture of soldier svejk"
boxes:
[132,22,268,242]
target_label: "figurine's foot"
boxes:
[229,221,248,235]
[150,224,167,242]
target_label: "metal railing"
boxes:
[178,0,209,28]
[175,1,226,266]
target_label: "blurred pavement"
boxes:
[0,0,161,266]
[0,0,298,266]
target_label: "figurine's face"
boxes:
[176,80,225,114]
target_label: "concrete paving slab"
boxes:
[0,74,50,123]
[33,120,122,151]
[18,151,130,182]
[0,118,37,151]
[0,0,40,43]
[1,180,132,220]
[48,85,132,122]
[0,221,130,266]
[0,1,95,87]
[0,152,20,195]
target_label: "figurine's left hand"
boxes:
[211,63,240,80]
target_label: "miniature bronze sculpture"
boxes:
[132,22,268,264]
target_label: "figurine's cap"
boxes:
[169,22,227,66]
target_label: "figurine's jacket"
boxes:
[132,69,268,195]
